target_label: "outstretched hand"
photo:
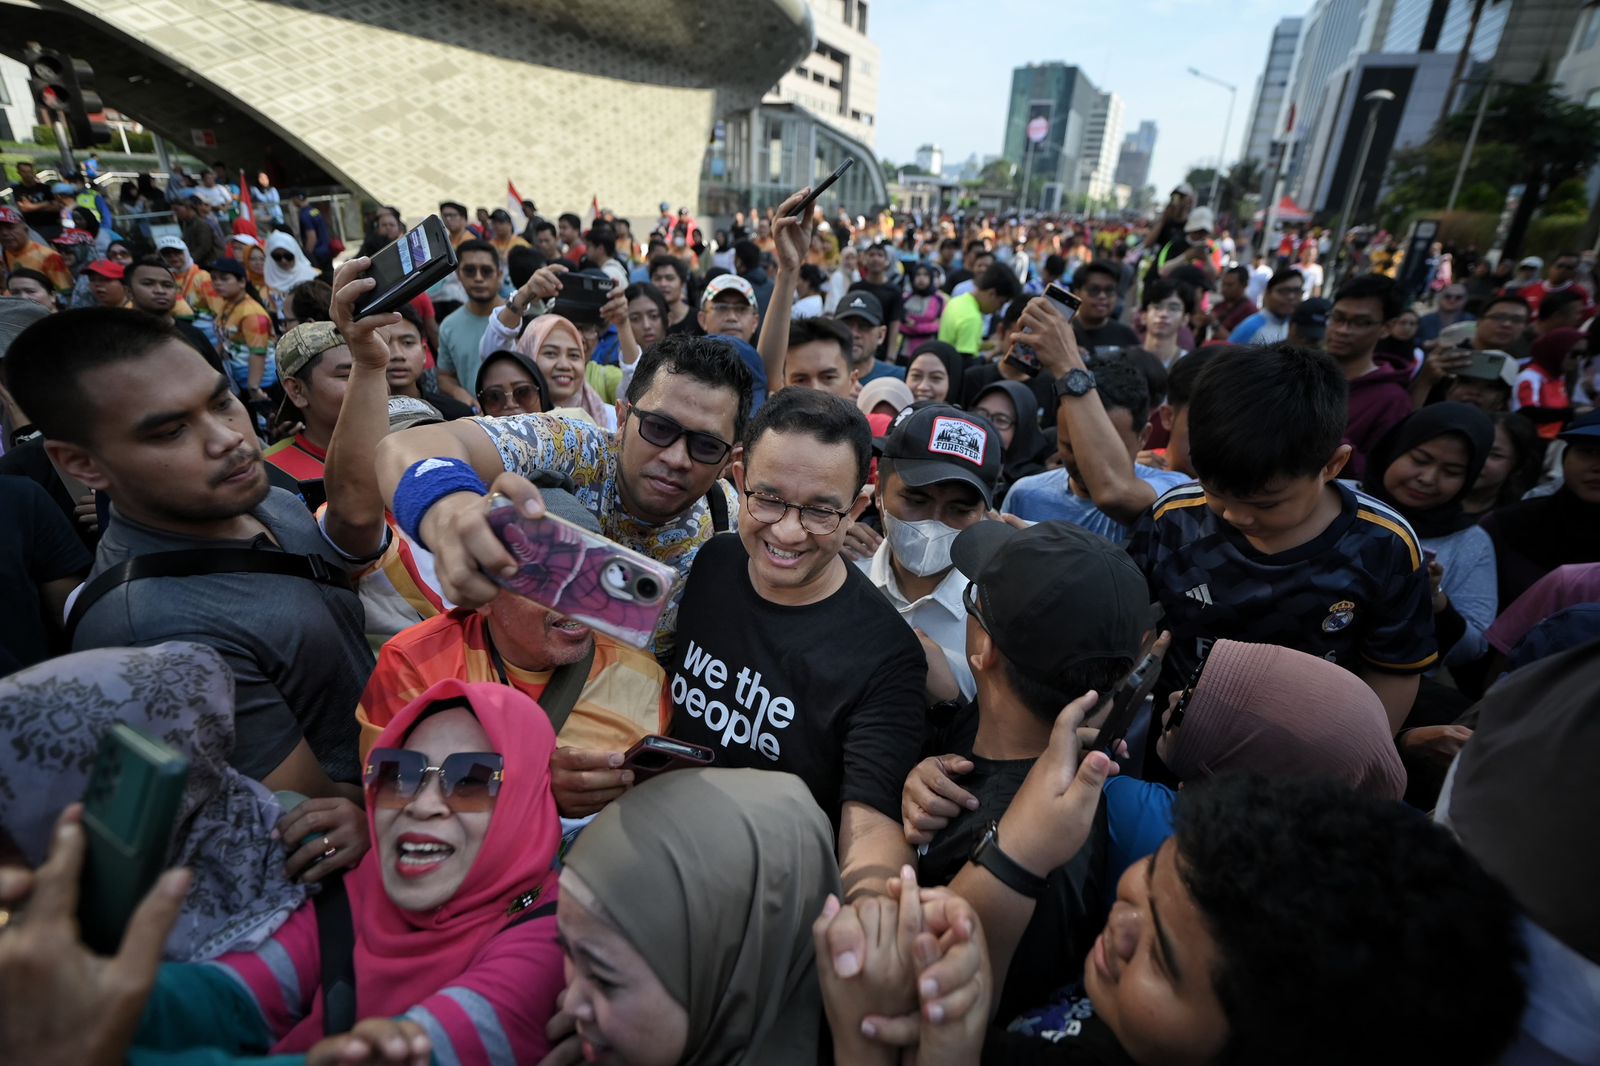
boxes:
[329,257,401,372]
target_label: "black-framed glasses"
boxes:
[1166,649,1213,734]
[962,581,991,631]
[629,407,732,465]
[365,749,504,811]
[478,383,543,412]
[744,490,851,535]
[459,263,498,278]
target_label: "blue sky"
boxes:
[872,0,1312,194]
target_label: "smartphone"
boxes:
[621,735,715,782]
[551,269,613,325]
[1006,283,1083,375]
[487,498,677,648]
[356,214,458,318]
[1423,547,1439,567]
[788,158,856,219]
[1461,349,1507,382]
[78,724,189,954]
[1092,645,1164,756]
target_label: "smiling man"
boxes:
[5,308,374,800]
[666,387,925,898]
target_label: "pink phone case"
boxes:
[487,500,676,649]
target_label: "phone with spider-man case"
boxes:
[486,498,676,648]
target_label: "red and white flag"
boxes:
[506,180,528,232]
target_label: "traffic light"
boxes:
[24,45,110,150]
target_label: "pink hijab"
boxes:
[278,678,561,1049]
[516,314,611,427]
[1161,640,1406,799]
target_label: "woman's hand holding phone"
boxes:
[0,805,190,1066]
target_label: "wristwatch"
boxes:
[969,820,1048,899]
[1053,367,1097,402]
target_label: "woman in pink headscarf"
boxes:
[517,313,617,431]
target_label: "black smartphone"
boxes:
[356,214,458,318]
[551,269,614,325]
[1006,282,1083,375]
[788,158,856,218]
[621,735,715,782]
[79,724,189,954]
[1092,645,1165,756]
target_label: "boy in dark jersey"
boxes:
[1126,343,1436,757]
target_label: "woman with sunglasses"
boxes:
[264,230,320,322]
[117,679,567,1064]
[474,348,548,418]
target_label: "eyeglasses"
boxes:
[744,490,852,535]
[479,383,542,411]
[1166,650,1213,734]
[629,407,732,465]
[1482,313,1528,326]
[1440,291,1466,300]
[1329,312,1381,330]
[365,749,504,811]
[1081,285,1117,298]
[460,264,498,278]
[962,581,992,631]
[978,411,1015,430]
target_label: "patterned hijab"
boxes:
[0,642,304,960]
[562,769,840,1066]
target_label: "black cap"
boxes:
[208,257,247,279]
[881,404,1002,507]
[953,521,1148,689]
[835,290,884,326]
[1292,297,1331,341]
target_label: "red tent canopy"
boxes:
[1255,195,1313,223]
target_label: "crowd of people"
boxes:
[1,155,1597,1066]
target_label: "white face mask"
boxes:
[882,510,961,577]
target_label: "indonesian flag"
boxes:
[237,170,254,221]
[585,195,599,229]
[506,180,528,232]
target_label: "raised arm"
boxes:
[1018,296,1157,524]
[755,188,816,389]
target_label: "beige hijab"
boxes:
[562,768,839,1066]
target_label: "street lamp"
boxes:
[1335,88,1396,277]
[1188,67,1238,210]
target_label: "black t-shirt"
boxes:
[921,752,1109,1025]
[1072,319,1141,358]
[666,533,926,823]
[10,181,59,242]
[942,268,973,295]
[850,279,906,359]
[985,985,1135,1065]
[0,475,91,675]
[0,435,86,546]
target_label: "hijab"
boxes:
[1361,401,1494,538]
[975,379,1051,485]
[1447,638,1600,965]
[280,678,561,1050]
[265,229,319,292]
[228,234,266,289]
[1161,639,1407,800]
[1529,327,1585,378]
[474,348,550,410]
[517,313,610,427]
[909,341,966,405]
[0,643,305,960]
[562,769,840,1066]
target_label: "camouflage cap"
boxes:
[276,320,345,379]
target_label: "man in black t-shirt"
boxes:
[1071,262,1140,355]
[8,162,61,243]
[667,387,924,897]
[849,242,906,361]
[912,519,1145,1022]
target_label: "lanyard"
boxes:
[482,624,512,687]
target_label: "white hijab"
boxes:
[265,230,318,291]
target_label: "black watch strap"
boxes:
[969,821,1049,899]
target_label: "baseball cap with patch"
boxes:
[835,289,884,327]
[276,321,345,379]
[952,519,1148,689]
[880,402,1002,507]
[700,273,757,310]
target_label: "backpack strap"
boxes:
[705,481,730,533]
[313,876,358,1036]
[66,547,353,642]
[538,642,596,737]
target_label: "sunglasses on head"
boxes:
[364,748,504,811]
[629,407,731,465]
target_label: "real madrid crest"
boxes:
[1322,600,1356,633]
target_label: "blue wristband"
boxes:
[393,457,488,550]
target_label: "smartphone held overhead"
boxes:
[355,214,458,318]
[788,158,855,218]
[1006,282,1081,375]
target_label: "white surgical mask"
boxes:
[883,510,961,577]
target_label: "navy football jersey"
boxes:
[1126,481,1439,693]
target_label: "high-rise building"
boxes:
[915,143,943,175]
[1080,91,1125,204]
[1002,62,1100,207]
[768,0,881,149]
[1114,120,1158,190]
[1278,0,1375,206]
[1241,18,1303,166]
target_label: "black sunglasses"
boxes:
[365,748,504,811]
[270,251,295,263]
[628,407,732,465]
